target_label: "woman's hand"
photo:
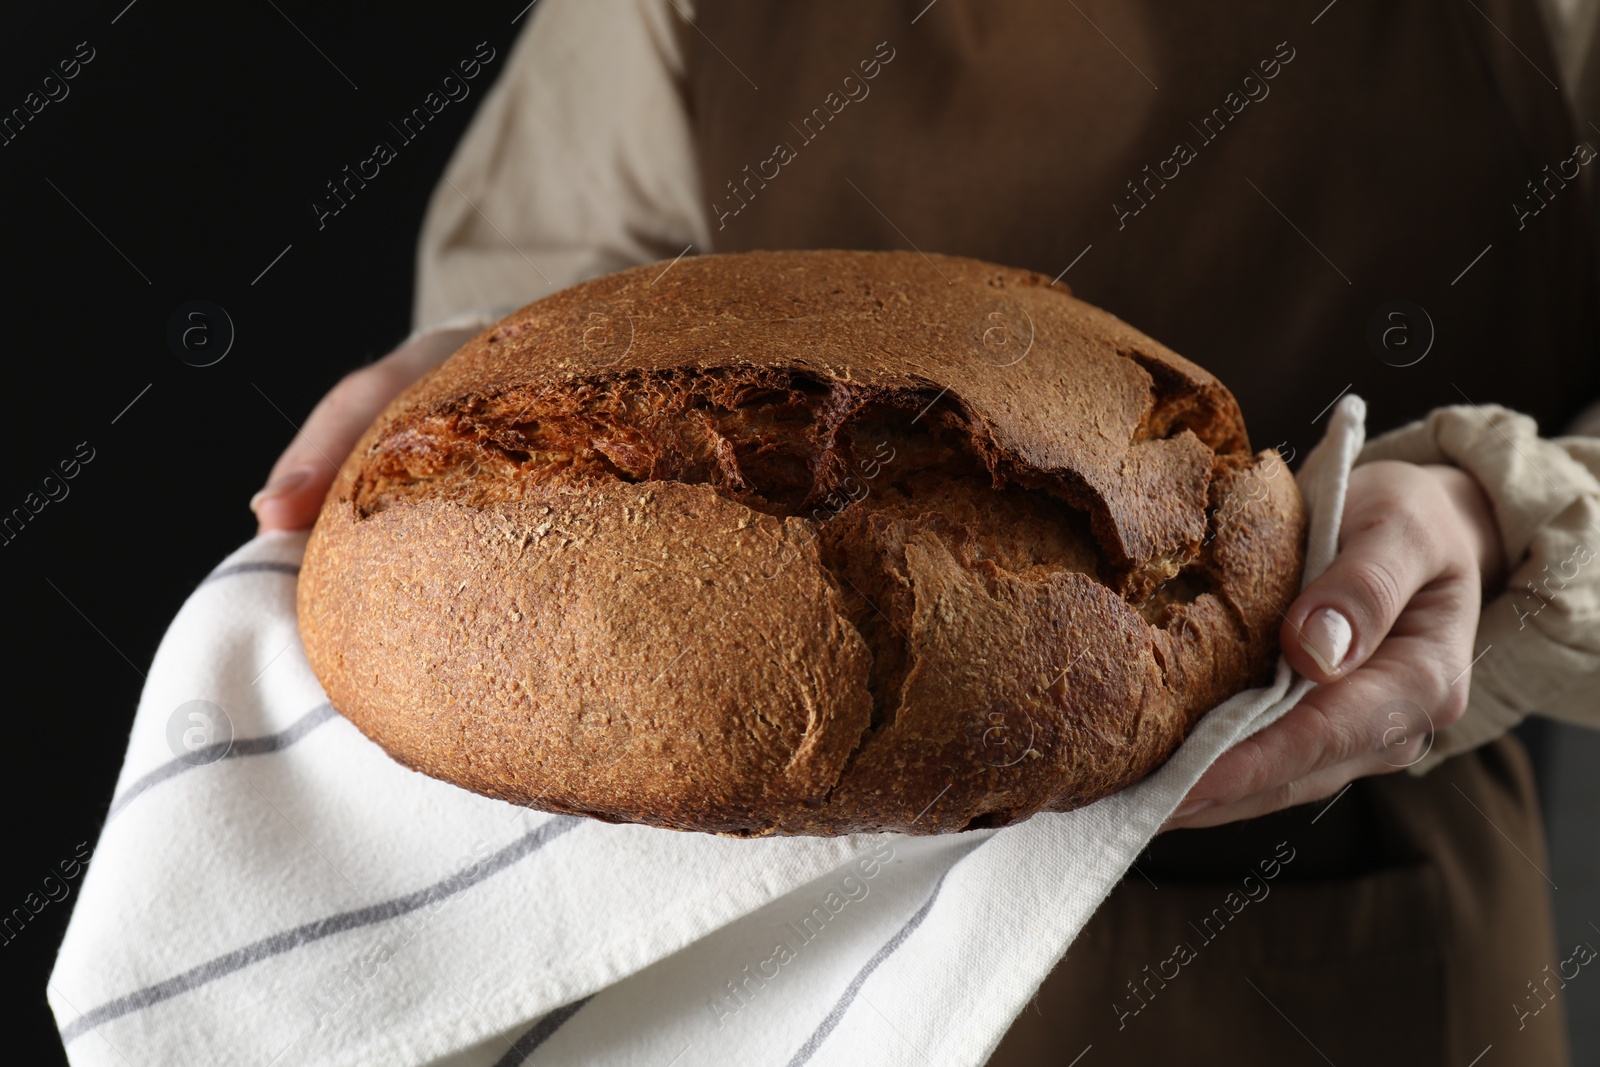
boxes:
[249,327,478,533]
[1163,460,1506,830]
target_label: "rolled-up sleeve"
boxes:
[1356,405,1600,773]
[412,0,709,333]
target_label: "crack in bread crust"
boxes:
[348,367,1220,608]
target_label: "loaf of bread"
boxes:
[299,250,1305,836]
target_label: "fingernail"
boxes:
[1172,798,1214,819]
[1300,607,1353,675]
[250,468,313,513]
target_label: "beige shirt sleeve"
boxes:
[411,0,708,334]
[1356,406,1600,773]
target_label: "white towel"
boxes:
[49,396,1367,1067]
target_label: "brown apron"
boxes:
[682,1,1595,1062]
[684,0,1596,454]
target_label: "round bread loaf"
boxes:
[299,249,1305,836]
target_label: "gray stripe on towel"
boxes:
[784,851,976,1067]
[60,815,583,1044]
[105,702,338,822]
[198,560,301,587]
[490,996,595,1067]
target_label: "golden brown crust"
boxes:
[298,250,1305,835]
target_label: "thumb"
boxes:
[1281,464,1445,682]
[249,365,402,532]
[251,326,477,533]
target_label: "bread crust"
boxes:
[299,250,1306,835]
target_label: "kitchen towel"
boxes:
[49,395,1366,1067]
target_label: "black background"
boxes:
[3,2,525,1060]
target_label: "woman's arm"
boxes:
[1363,404,1600,769]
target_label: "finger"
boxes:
[1280,462,1453,682]
[1175,671,1381,818]
[1185,649,1449,802]
[251,327,476,533]
[1164,758,1357,832]
[1168,617,1474,829]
